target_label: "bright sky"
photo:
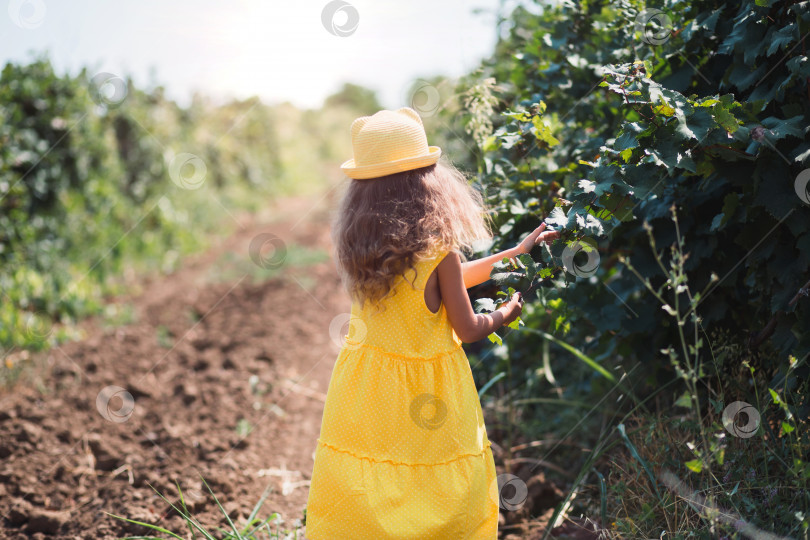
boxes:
[1,0,511,109]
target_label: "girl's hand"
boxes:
[517,223,560,254]
[499,292,523,326]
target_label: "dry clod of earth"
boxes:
[0,198,346,538]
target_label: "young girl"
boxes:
[305,107,557,539]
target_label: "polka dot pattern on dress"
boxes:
[305,249,499,539]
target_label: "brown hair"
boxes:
[331,157,492,308]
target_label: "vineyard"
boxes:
[2,0,809,539]
[448,0,810,537]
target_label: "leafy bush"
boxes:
[474,0,809,364]
[0,56,367,372]
[437,0,810,536]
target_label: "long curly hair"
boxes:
[331,157,492,309]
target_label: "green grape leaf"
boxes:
[474,298,497,313]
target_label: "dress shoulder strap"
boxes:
[404,249,452,291]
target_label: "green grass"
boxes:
[108,477,305,540]
[156,325,174,349]
[101,302,139,329]
[475,210,809,539]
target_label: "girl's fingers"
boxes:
[535,230,560,244]
[527,224,546,241]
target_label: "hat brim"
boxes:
[340,147,442,180]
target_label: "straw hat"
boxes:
[340,107,442,180]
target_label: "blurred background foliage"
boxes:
[0,57,369,358]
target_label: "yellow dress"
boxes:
[305,249,499,540]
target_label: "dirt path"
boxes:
[0,193,350,539]
[0,190,590,540]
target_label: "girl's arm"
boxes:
[438,251,523,343]
[461,223,560,289]
[460,245,522,289]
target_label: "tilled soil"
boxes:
[0,196,347,539]
[0,193,591,540]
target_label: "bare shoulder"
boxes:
[437,250,461,270]
[436,251,463,285]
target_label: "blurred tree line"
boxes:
[0,57,377,358]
